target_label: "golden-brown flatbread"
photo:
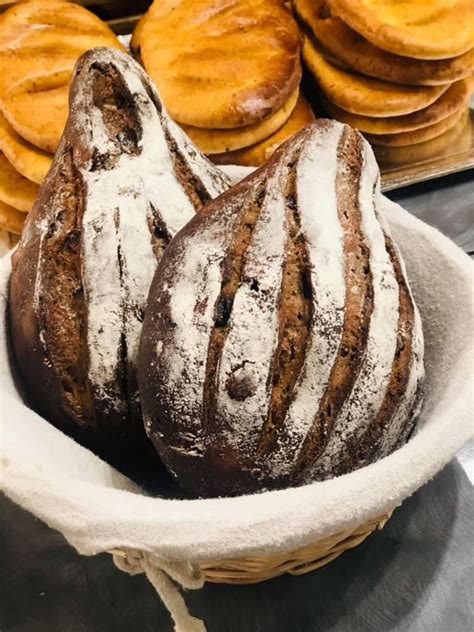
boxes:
[294,0,474,85]
[0,153,38,213]
[321,78,473,134]
[0,1,117,48]
[0,199,26,235]
[303,37,450,117]
[1,84,69,153]
[139,0,302,128]
[0,1,124,152]
[375,109,471,166]
[366,107,467,147]
[182,89,299,154]
[328,0,473,60]
[211,95,315,166]
[0,111,52,184]
[0,51,79,97]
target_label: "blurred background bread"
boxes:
[0,0,472,246]
[0,0,124,241]
[133,0,310,165]
[293,0,473,156]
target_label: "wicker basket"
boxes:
[111,511,392,585]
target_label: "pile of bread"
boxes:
[131,0,316,167]
[9,47,424,498]
[294,0,473,162]
[0,0,472,245]
[0,1,124,243]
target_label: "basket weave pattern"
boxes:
[109,511,392,585]
[200,511,392,584]
[107,511,391,586]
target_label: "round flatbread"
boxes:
[0,199,26,235]
[0,51,79,97]
[374,109,471,166]
[0,153,38,213]
[1,83,69,153]
[303,37,450,117]
[0,1,123,152]
[182,89,299,154]
[294,0,474,86]
[212,95,315,166]
[0,111,53,183]
[321,78,473,135]
[328,0,473,60]
[139,0,302,128]
[366,107,467,147]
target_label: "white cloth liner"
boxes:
[1,194,472,560]
[1,193,473,631]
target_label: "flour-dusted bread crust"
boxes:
[139,119,425,497]
[9,48,230,457]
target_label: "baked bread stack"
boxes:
[132,0,314,166]
[139,120,425,497]
[9,48,230,459]
[294,0,473,162]
[0,1,124,237]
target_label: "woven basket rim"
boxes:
[110,510,393,584]
[1,197,473,564]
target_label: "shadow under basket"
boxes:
[111,511,392,585]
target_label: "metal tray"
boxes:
[379,108,473,192]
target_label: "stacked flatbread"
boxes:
[0,0,123,236]
[133,0,314,166]
[293,0,473,160]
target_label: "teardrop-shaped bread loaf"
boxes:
[9,48,230,458]
[139,119,425,497]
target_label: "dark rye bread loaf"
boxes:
[139,119,425,497]
[9,48,230,459]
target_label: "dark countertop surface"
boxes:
[1,169,473,632]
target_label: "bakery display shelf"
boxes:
[1,2,472,191]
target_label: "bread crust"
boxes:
[0,0,124,152]
[9,48,230,459]
[139,119,425,497]
[294,0,474,85]
[303,38,450,117]
[320,78,473,135]
[328,0,473,60]
[138,0,302,128]
[211,94,315,166]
